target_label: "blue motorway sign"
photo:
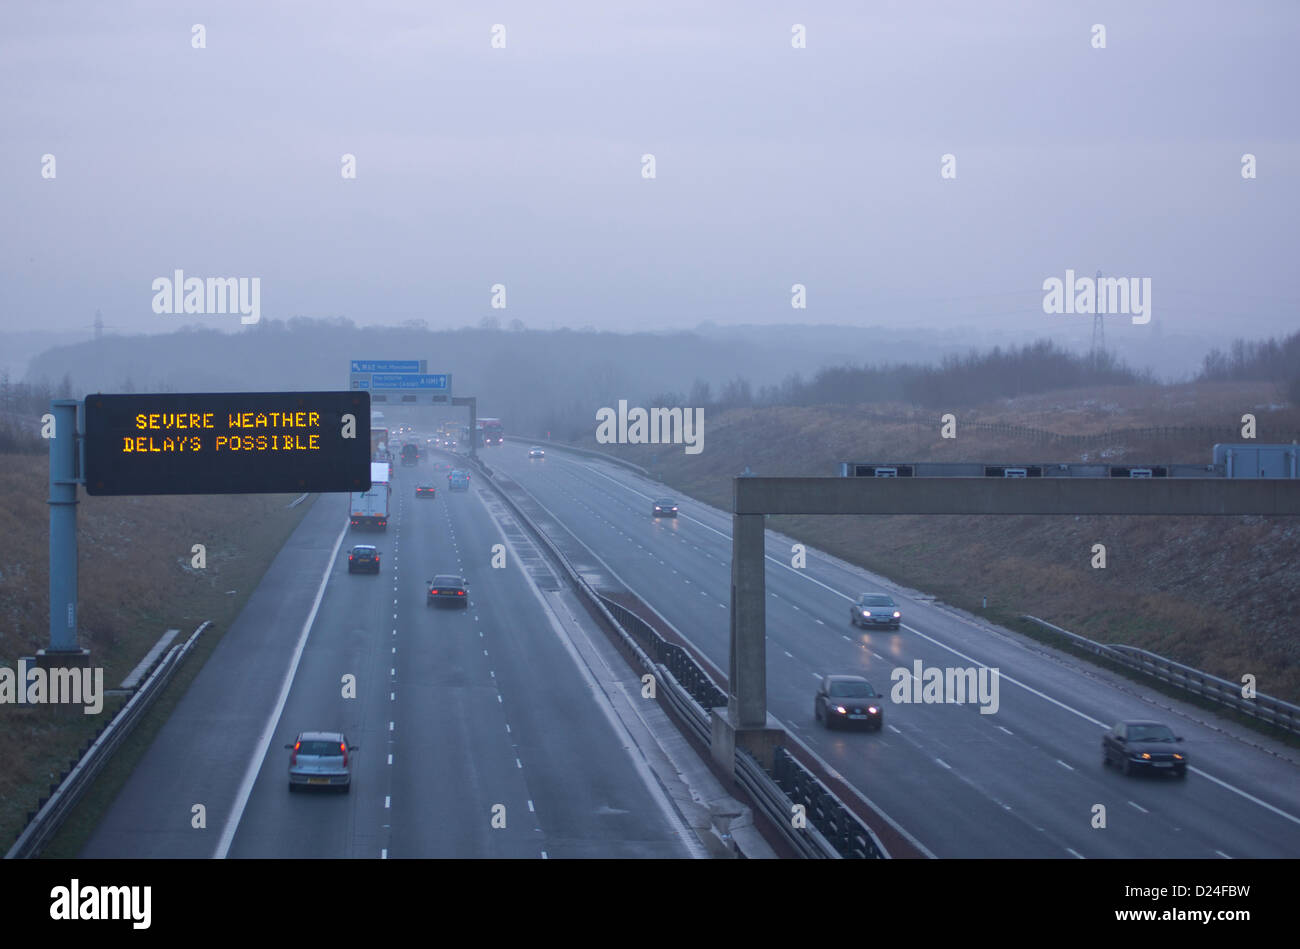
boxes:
[370,373,449,390]
[350,360,422,374]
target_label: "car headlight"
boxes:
[1139,752,1151,759]
[867,706,879,714]
[862,610,871,617]
[893,611,901,618]
[1173,753,1184,760]
[834,705,847,714]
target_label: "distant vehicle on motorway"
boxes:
[350,462,390,530]
[401,443,419,466]
[652,499,678,518]
[815,675,883,731]
[427,574,469,607]
[416,484,436,498]
[286,731,357,792]
[347,544,380,573]
[850,593,901,630]
[448,470,470,491]
[528,446,546,459]
[1102,721,1188,777]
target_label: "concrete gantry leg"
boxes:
[712,510,784,773]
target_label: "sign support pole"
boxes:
[45,399,89,667]
[453,396,477,462]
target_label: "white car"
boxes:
[286,731,357,792]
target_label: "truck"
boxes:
[350,462,391,530]
[477,417,504,446]
[371,427,390,462]
[401,442,419,466]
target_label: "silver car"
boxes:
[286,731,357,792]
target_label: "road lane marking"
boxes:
[214,515,349,859]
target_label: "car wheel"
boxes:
[340,783,351,795]
[850,613,858,627]
[872,720,883,732]
[1102,750,1111,767]
[288,782,298,793]
[1121,757,1133,776]
[1175,768,1187,780]
[824,711,835,731]
[814,701,822,722]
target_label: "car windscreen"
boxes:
[352,548,375,556]
[860,595,894,606]
[297,740,342,756]
[1128,725,1175,742]
[432,576,462,586]
[829,681,876,698]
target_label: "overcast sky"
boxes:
[2,0,1297,341]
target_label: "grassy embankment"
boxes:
[0,452,315,854]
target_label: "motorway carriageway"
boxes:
[488,441,1300,859]
[80,462,701,859]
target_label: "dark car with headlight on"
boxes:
[815,675,883,731]
[1103,720,1188,777]
[850,593,901,630]
[528,446,546,459]
[652,499,678,518]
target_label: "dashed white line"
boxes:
[1127,801,1149,814]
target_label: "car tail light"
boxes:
[457,590,464,596]
[430,589,438,595]
[348,555,353,560]
[340,742,349,768]
[290,741,300,766]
